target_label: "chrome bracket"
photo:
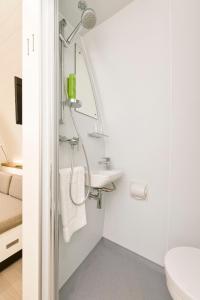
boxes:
[78,0,87,11]
[89,183,116,209]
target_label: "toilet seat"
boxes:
[165,247,200,300]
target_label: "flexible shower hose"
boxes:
[69,107,91,206]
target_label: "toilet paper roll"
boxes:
[130,182,148,200]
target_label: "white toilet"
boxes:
[165,247,200,300]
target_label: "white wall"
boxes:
[167,0,200,249]
[58,21,106,287]
[0,0,22,162]
[85,0,200,266]
[85,0,171,266]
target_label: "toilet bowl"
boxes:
[165,247,200,300]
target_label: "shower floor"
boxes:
[60,238,172,300]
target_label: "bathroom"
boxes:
[56,0,200,299]
[0,0,198,298]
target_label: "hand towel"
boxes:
[59,167,87,242]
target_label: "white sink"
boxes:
[87,170,123,188]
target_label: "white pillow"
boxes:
[9,175,22,200]
[0,171,12,194]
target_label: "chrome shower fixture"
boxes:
[59,18,66,30]
[59,3,97,47]
[80,8,96,30]
[78,0,87,11]
[68,98,82,109]
[59,135,79,147]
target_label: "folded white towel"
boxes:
[59,167,87,242]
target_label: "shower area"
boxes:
[58,0,108,293]
[57,0,133,298]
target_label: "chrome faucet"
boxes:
[98,157,111,170]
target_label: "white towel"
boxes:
[59,167,87,242]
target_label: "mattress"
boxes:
[0,193,22,234]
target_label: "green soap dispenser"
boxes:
[67,74,76,99]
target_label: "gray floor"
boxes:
[60,238,172,300]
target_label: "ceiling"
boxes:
[60,0,134,27]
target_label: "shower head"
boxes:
[63,8,96,46]
[81,8,96,30]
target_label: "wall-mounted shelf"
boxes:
[88,132,109,139]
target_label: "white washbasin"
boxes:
[88,170,122,188]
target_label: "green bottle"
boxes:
[67,74,76,99]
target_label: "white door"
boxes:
[23,0,42,299]
[23,0,59,299]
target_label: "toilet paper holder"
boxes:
[130,181,148,200]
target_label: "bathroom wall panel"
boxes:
[84,0,171,265]
[167,0,200,249]
[85,0,200,265]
